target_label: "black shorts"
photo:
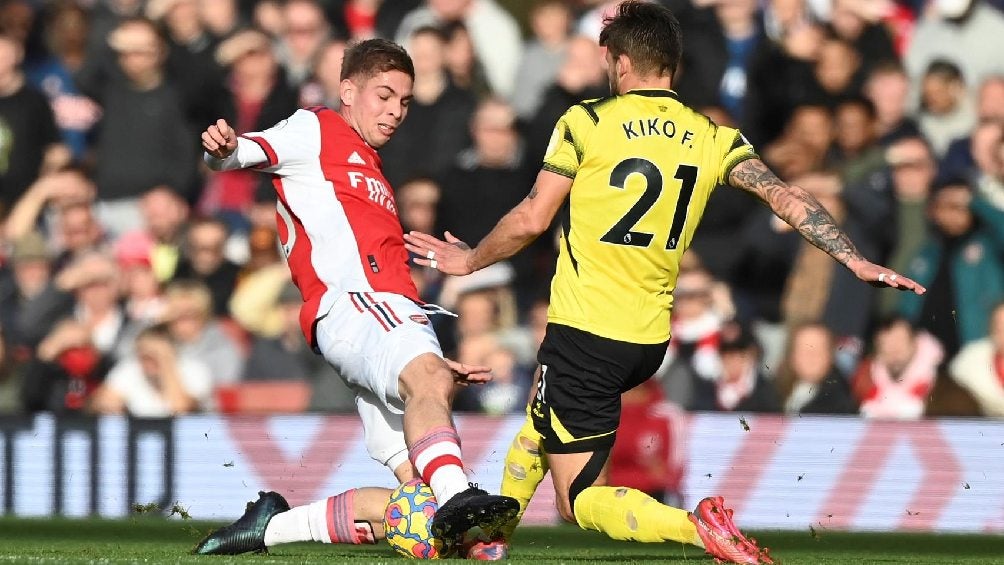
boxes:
[530,323,668,454]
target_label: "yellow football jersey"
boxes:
[542,89,757,344]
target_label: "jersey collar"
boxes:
[628,89,679,99]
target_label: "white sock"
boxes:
[263,499,329,546]
[409,426,469,505]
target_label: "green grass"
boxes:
[0,518,1001,564]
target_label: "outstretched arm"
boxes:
[201,118,268,171]
[404,169,572,276]
[729,158,925,294]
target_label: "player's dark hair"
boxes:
[598,1,682,78]
[340,38,414,82]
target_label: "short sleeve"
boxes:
[717,128,759,185]
[240,108,320,173]
[541,105,592,179]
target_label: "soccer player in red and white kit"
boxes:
[193,38,518,555]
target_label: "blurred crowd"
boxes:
[0,0,1001,423]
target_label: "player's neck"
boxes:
[617,75,673,95]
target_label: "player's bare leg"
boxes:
[547,450,772,565]
[397,353,519,546]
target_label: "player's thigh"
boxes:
[316,292,443,412]
[530,324,628,456]
[355,388,412,475]
[548,450,611,523]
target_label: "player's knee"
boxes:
[399,355,455,404]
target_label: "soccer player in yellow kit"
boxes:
[405,3,925,563]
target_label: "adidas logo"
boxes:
[347,151,366,165]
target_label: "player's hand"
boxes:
[847,258,926,294]
[202,118,238,159]
[404,231,475,276]
[444,357,492,386]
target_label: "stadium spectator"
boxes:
[852,316,942,419]
[510,0,572,120]
[3,169,99,270]
[147,0,224,131]
[21,319,111,413]
[0,232,57,351]
[0,329,19,413]
[162,279,243,386]
[54,251,129,357]
[454,339,531,414]
[864,59,922,146]
[201,29,298,219]
[90,323,212,416]
[905,0,1004,104]
[114,231,165,325]
[896,179,1004,357]
[396,177,442,301]
[657,268,725,409]
[251,0,284,38]
[762,105,833,179]
[609,380,685,507]
[744,14,825,147]
[827,0,897,74]
[526,35,607,167]
[323,0,409,41]
[435,99,540,304]
[275,0,331,87]
[939,75,1004,183]
[917,60,975,157]
[675,0,761,125]
[0,34,67,212]
[971,122,1004,210]
[776,322,857,415]
[810,36,863,106]
[131,185,189,283]
[174,216,240,316]
[830,97,886,186]
[227,225,288,337]
[25,1,100,161]
[298,39,347,108]
[243,281,321,381]
[442,21,489,97]
[396,0,522,98]
[950,301,1004,417]
[691,321,780,413]
[76,17,198,230]
[780,171,891,368]
[881,137,938,284]
[380,25,475,187]
[200,0,243,43]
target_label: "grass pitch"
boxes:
[0,517,1001,564]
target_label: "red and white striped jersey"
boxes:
[207,107,420,345]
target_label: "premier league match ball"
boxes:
[384,478,444,559]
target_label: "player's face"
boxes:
[342,70,413,148]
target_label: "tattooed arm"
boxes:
[729,158,926,294]
[404,169,572,276]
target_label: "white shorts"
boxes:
[314,291,444,469]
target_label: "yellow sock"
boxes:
[573,486,700,545]
[498,409,548,539]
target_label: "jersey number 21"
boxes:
[600,157,697,250]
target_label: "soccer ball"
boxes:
[384,478,444,559]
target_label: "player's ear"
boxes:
[340,78,355,107]
[617,53,633,78]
